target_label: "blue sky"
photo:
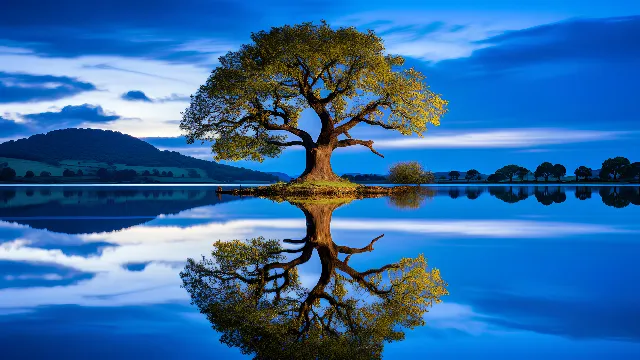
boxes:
[1,0,639,175]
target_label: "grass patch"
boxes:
[286,180,360,188]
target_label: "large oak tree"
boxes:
[181,22,448,182]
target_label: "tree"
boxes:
[535,162,554,182]
[76,169,84,176]
[96,168,110,180]
[621,162,640,182]
[187,169,202,178]
[574,166,592,181]
[496,164,520,182]
[62,169,75,177]
[161,170,167,177]
[464,169,480,182]
[39,171,51,177]
[167,171,174,178]
[486,173,506,183]
[181,22,448,182]
[388,162,433,185]
[602,157,630,180]
[0,167,17,181]
[448,171,460,180]
[24,170,35,178]
[180,200,448,359]
[152,169,160,176]
[142,170,151,176]
[516,167,530,182]
[551,164,566,181]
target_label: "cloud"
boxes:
[0,71,96,103]
[121,90,153,102]
[121,91,190,103]
[155,93,191,103]
[21,104,123,129]
[436,16,640,75]
[470,292,640,342]
[0,116,29,139]
[370,128,629,149]
[0,0,252,64]
[82,63,191,83]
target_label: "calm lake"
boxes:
[1,185,639,359]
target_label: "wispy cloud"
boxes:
[372,128,629,149]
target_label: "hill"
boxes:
[0,128,278,182]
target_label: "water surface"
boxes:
[1,185,639,359]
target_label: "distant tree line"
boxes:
[460,157,639,183]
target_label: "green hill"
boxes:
[0,128,277,183]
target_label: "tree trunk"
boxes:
[297,145,341,182]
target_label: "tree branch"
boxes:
[337,234,384,254]
[337,139,384,158]
[266,139,305,147]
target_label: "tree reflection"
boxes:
[599,186,632,208]
[534,186,566,206]
[574,186,593,200]
[387,188,435,209]
[181,200,448,359]
[464,187,484,200]
[489,186,529,204]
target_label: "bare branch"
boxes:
[337,234,385,254]
[337,139,384,158]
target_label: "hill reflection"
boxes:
[0,186,242,234]
[181,199,448,359]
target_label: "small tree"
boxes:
[76,169,84,176]
[574,166,592,181]
[602,157,630,180]
[39,171,51,177]
[152,169,160,176]
[161,171,167,177]
[448,171,460,181]
[142,170,151,176]
[25,170,35,178]
[496,165,520,182]
[552,164,566,181]
[625,162,640,182]
[96,168,110,180]
[167,171,174,178]
[516,167,530,182]
[464,169,480,182]
[0,167,17,181]
[535,162,554,182]
[62,169,75,177]
[486,173,506,183]
[389,162,433,185]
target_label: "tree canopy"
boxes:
[464,169,480,182]
[535,162,554,182]
[181,21,448,181]
[496,164,520,182]
[602,157,630,180]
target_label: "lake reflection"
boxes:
[1,186,639,359]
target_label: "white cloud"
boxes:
[371,128,629,149]
[334,11,562,62]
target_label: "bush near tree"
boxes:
[389,162,434,185]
